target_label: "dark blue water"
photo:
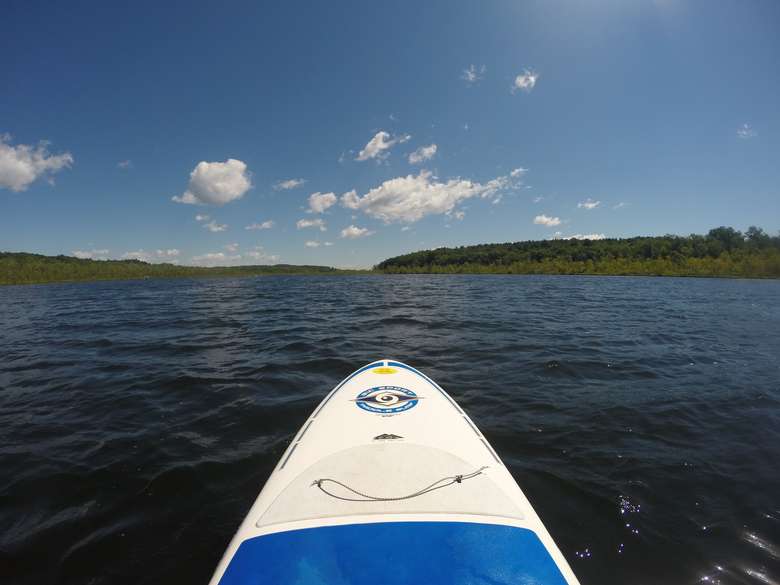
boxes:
[1,275,779,585]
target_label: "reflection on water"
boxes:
[1,275,779,585]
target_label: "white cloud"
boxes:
[224,242,239,253]
[72,249,109,260]
[190,252,238,265]
[324,241,334,246]
[0,134,73,192]
[117,159,132,169]
[408,144,437,165]
[401,226,411,232]
[612,202,628,210]
[245,220,275,230]
[122,250,152,261]
[453,210,465,221]
[533,196,543,203]
[305,240,321,248]
[172,159,252,205]
[461,64,486,85]
[534,214,561,227]
[737,123,757,139]
[190,249,280,266]
[356,131,411,161]
[510,167,528,178]
[512,69,539,93]
[307,191,337,213]
[297,218,326,231]
[341,169,520,224]
[203,220,228,232]
[120,249,181,263]
[340,225,374,239]
[577,198,601,210]
[242,246,279,264]
[274,178,306,190]
[195,214,210,222]
[556,233,606,240]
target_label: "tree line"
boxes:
[375,227,780,278]
[0,253,346,286]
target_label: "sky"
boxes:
[1,0,779,268]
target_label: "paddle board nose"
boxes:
[208,360,581,585]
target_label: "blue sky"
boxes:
[2,0,778,268]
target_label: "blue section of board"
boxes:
[217,521,568,585]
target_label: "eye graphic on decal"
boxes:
[354,386,420,414]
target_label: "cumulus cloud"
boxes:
[534,214,561,227]
[243,246,280,263]
[307,191,337,214]
[195,214,210,222]
[556,233,606,241]
[224,242,239,253]
[356,131,411,161]
[737,123,757,139]
[117,159,132,169]
[512,69,538,93]
[274,178,306,190]
[305,240,321,248]
[122,250,151,261]
[190,252,238,265]
[340,225,374,239]
[510,167,528,178]
[341,169,521,224]
[577,198,601,210]
[172,159,252,205]
[203,220,228,232]
[461,64,486,85]
[0,134,73,192]
[408,144,437,165]
[120,249,181,263]
[189,248,278,266]
[72,249,109,260]
[296,218,326,231]
[245,220,275,230]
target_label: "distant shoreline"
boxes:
[374,264,780,279]
[3,268,778,288]
[0,271,372,287]
[0,252,366,286]
[3,227,779,285]
[376,227,780,280]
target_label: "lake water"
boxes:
[1,275,779,585]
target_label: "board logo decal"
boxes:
[354,386,419,414]
[372,367,397,375]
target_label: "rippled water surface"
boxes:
[2,275,779,585]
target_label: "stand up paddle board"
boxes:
[209,360,580,584]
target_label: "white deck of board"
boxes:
[208,360,581,585]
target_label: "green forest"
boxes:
[0,253,346,285]
[376,227,780,278]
